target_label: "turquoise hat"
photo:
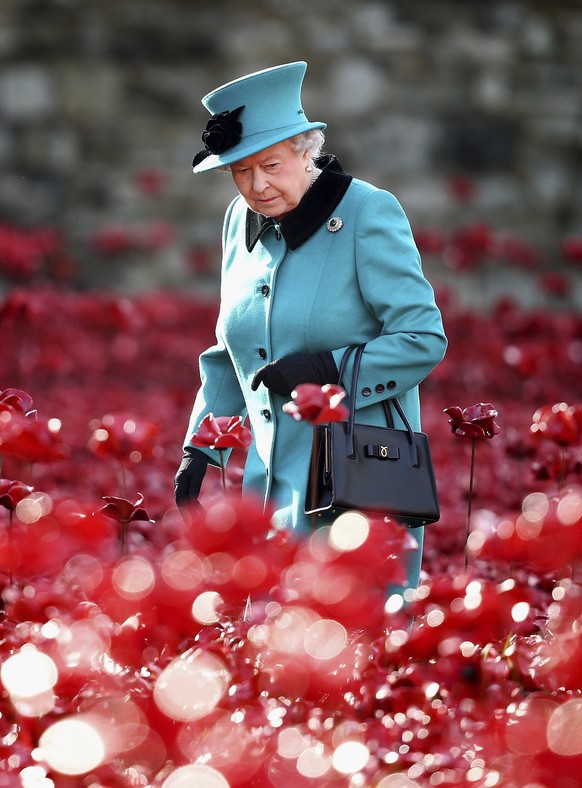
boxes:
[192,61,326,173]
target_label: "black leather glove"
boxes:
[174,447,208,507]
[251,351,338,397]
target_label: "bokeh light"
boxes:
[162,550,205,590]
[19,765,53,788]
[153,648,230,721]
[233,554,267,588]
[297,744,332,779]
[112,555,155,600]
[161,764,230,787]
[277,727,311,759]
[511,601,530,623]
[12,690,56,718]
[329,511,370,551]
[15,493,53,524]
[385,593,404,614]
[56,621,109,670]
[331,740,370,774]
[376,775,421,787]
[47,418,61,433]
[37,717,106,775]
[547,698,582,756]
[268,606,318,653]
[192,591,223,624]
[557,489,582,525]
[1,647,58,698]
[63,553,104,593]
[304,619,346,660]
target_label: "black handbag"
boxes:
[304,343,440,528]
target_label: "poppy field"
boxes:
[1,222,582,786]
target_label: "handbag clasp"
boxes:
[365,444,400,460]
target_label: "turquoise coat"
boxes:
[184,156,447,588]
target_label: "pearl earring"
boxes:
[305,165,313,173]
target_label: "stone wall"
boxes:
[0,0,581,306]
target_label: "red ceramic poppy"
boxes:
[0,479,34,511]
[282,383,348,425]
[0,388,36,418]
[530,402,582,447]
[444,402,500,441]
[191,413,252,450]
[99,493,154,525]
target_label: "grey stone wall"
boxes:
[0,0,581,306]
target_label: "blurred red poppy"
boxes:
[89,224,138,255]
[443,222,495,271]
[0,413,68,462]
[99,493,154,525]
[142,220,175,250]
[525,583,582,692]
[0,479,34,511]
[444,402,500,441]
[538,272,571,297]
[498,234,543,269]
[0,223,62,280]
[448,175,477,203]
[0,388,36,418]
[475,490,582,576]
[530,442,582,485]
[282,383,348,425]
[135,168,167,197]
[530,402,582,447]
[88,412,161,462]
[562,235,582,264]
[191,414,252,450]
[180,494,296,610]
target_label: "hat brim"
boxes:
[192,120,326,173]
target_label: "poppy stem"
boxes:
[8,509,13,587]
[559,448,568,492]
[218,450,226,491]
[120,519,128,554]
[120,462,127,498]
[465,440,476,569]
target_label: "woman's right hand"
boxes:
[250,351,338,396]
[174,447,208,507]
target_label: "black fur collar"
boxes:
[245,155,352,252]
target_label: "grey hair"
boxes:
[289,129,325,163]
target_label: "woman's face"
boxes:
[230,139,312,219]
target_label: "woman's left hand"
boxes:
[251,351,338,396]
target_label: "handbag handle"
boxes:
[341,343,420,467]
[337,344,358,387]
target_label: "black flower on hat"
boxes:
[192,105,244,168]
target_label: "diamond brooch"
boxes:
[326,216,343,233]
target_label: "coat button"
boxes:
[258,347,267,359]
[261,409,272,421]
[375,384,385,393]
[260,284,270,296]
[387,380,396,390]
[362,387,371,397]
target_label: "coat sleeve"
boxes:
[182,199,248,459]
[331,188,447,410]
[182,332,248,459]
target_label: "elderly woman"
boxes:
[175,62,447,590]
